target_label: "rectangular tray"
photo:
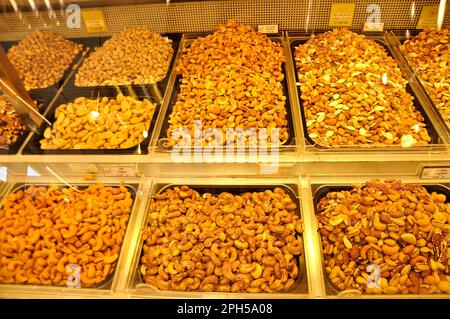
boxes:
[156,35,296,151]
[132,183,308,294]
[289,31,443,149]
[0,182,139,290]
[1,38,88,93]
[23,86,161,155]
[311,182,450,296]
[0,91,54,154]
[65,34,181,100]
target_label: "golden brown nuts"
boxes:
[0,182,133,287]
[295,29,431,147]
[317,179,450,294]
[140,186,304,292]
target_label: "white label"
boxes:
[102,165,135,177]
[258,24,279,34]
[421,166,450,179]
[363,22,384,32]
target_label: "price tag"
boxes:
[102,165,136,177]
[258,24,279,34]
[421,166,450,179]
[363,22,384,32]
[82,9,108,33]
[417,5,439,29]
[329,3,356,27]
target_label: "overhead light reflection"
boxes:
[438,0,447,30]
[382,73,388,85]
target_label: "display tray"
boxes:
[157,36,296,151]
[391,30,450,133]
[23,86,161,155]
[65,34,181,102]
[0,92,54,155]
[0,39,87,93]
[289,32,443,149]
[133,183,308,294]
[311,182,450,296]
[0,182,138,290]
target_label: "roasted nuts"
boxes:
[317,180,450,294]
[140,186,304,292]
[75,27,173,86]
[403,28,450,128]
[166,20,289,146]
[0,96,26,147]
[295,29,432,147]
[40,94,156,150]
[7,31,83,90]
[0,182,133,287]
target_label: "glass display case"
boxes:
[0,0,449,299]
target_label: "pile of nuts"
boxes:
[0,96,26,148]
[403,29,450,128]
[7,31,83,90]
[140,186,304,292]
[75,27,173,86]
[317,180,450,294]
[40,94,156,150]
[0,182,133,287]
[295,29,431,147]
[166,20,289,146]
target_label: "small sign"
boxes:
[421,166,450,179]
[258,24,279,34]
[329,3,356,27]
[363,22,384,32]
[102,165,136,177]
[417,5,439,29]
[82,9,108,33]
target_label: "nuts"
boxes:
[317,179,450,294]
[39,94,156,150]
[166,20,289,146]
[7,31,83,90]
[295,29,431,147]
[403,28,450,128]
[75,27,173,86]
[0,182,133,287]
[140,186,303,292]
[0,96,26,148]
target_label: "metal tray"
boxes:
[289,31,443,149]
[23,86,161,155]
[157,36,296,151]
[0,38,87,93]
[311,182,450,295]
[0,92,53,155]
[65,34,181,101]
[0,182,139,290]
[133,183,308,294]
